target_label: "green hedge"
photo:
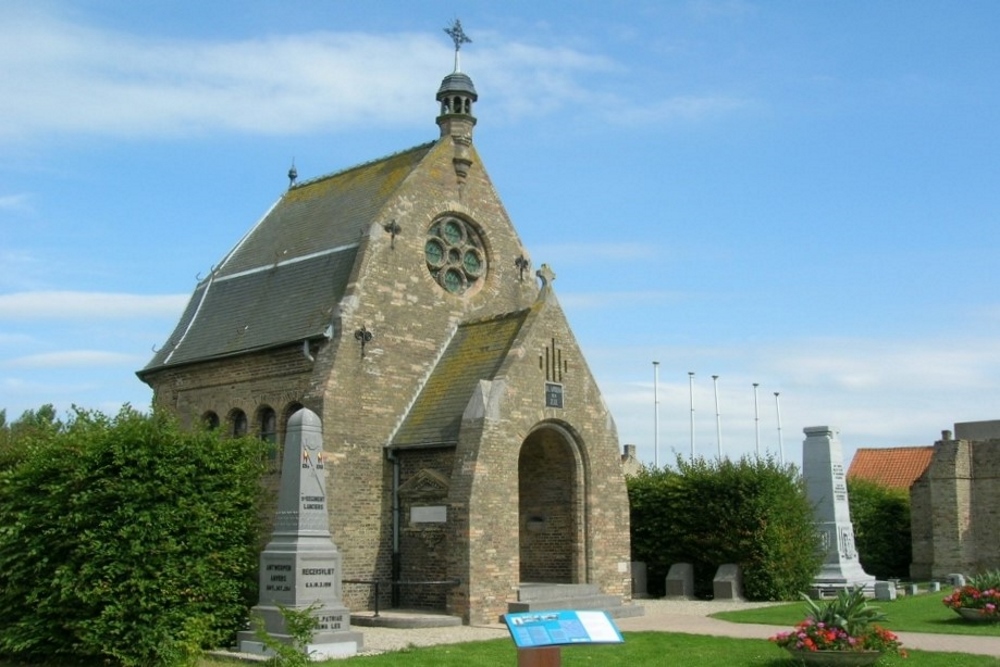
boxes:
[628,456,821,600]
[848,478,912,580]
[0,407,266,666]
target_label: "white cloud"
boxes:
[0,8,747,143]
[0,292,188,320]
[586,333,1000,468]
[4,351,139,369]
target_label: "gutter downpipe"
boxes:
[386,445,401,608]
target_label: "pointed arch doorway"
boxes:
[518,423,586,583]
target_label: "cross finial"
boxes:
[537,264,556,289]
[444,19,471,72]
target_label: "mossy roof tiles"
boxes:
[142,142,434,372]
[392,310,530,448]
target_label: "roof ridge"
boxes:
[290,140,437,191]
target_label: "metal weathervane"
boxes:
[444,19,471,72]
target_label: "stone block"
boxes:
[664,562,694,599]
[904,583,919,596]
[630,562,650,599]
[712,563,744,601]
[929,581,941,593]
[873,581,896,601]
[948,573,966,587]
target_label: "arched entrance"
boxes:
[518,423,585,583]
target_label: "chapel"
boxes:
[138,23,634,624]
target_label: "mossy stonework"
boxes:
[139,62,632,624]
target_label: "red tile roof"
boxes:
[847,446,934,490]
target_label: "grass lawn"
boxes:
[713,592,1000,637]
[191,632,995,666]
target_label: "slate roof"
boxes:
[141,142,436,373]
[847,446,934,490]
[391,309,531,448]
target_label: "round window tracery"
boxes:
[425,216,487,294]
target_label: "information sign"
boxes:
[504,610,623,649]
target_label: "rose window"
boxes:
[425,216,487,295]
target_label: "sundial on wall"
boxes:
[425,215,487,294]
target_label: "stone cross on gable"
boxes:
[444,19,472,72]
[537,264,556,289]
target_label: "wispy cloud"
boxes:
[0,193,32,212]
[532,241,658,265]
[601,94,756,125]
[559,290,692,310]
[582,332,1000,468]
[0,292,188,320]
[4,350,139,369]
[0,7,748,143]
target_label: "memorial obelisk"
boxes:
[802,426,875,593]
[238,408,362,659]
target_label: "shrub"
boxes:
[0,406,267,666]
[628,455,822,600]
[847,478,911,580]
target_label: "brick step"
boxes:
[516,583,600,602]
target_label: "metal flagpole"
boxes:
[775,392,784,465]
[752,383,760,456]
[712,375,722,459]
[688,372,695,458]
[653,361,660,468]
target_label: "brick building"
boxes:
[909,422,1000,579]
[138,43,632,624]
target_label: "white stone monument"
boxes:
[802,426,875,593]
[238,408,362,660]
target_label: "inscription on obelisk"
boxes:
[238,408,362,660]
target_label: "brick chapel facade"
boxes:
[138,49,632,624]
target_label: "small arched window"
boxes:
[259,407,277,444]
[231,409,248,437]
[202,411,220,430]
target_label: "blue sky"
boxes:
[2,1,999,469]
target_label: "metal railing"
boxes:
[343,578,461,617]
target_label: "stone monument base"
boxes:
[236,602,363,661]
[237,628,364,661]
[237,635,363,661]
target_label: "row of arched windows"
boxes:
[201,402,305,449]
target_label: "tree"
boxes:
[848,478,912,580]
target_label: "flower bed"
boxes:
[770,587,905,664]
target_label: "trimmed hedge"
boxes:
[847,478,912,580]
[628,456,822,600]
[0,407,266,666]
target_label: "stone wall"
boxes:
[911,437,1000,578]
